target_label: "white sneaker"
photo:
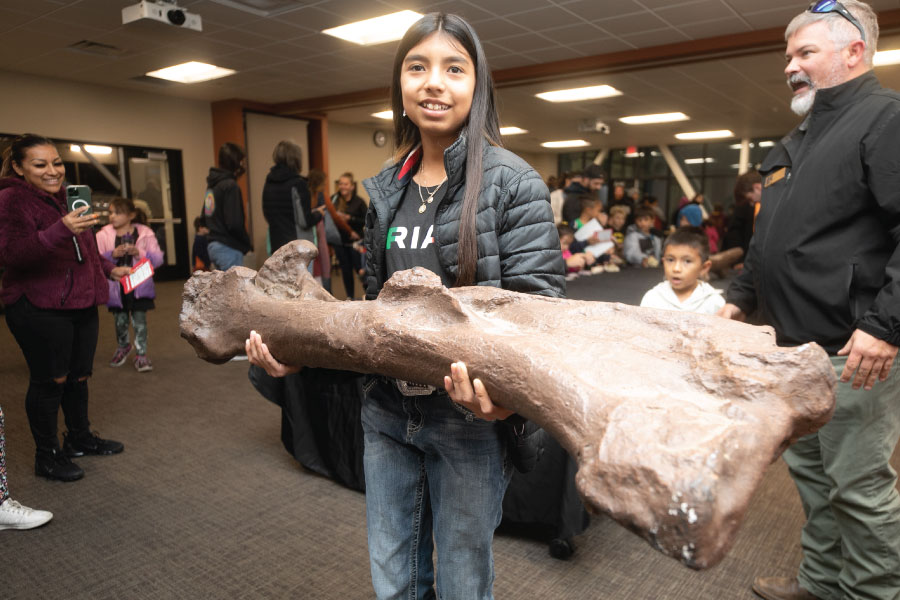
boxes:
[0,499,53,530]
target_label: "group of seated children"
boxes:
[560,194,664,278]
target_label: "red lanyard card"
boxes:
[121,257,154,294]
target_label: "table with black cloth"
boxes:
[249,268,732,559]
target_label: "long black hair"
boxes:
[0,133,57,178]
[390,13,502,287]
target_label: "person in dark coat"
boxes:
[720,3,900,598]
[247,13,564,600]
[204,142,251,270]
[0,134,130,483]
[262,140,323,258]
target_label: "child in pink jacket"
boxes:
[95,197,164,372]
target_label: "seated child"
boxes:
[573,194,604,230]
[623,207,662,267]
[607,205,628,259]
[558,225,595,273]
[640,227,725,315]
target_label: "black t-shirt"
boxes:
[385,181,452,286]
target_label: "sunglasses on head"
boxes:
[807,0,866,42]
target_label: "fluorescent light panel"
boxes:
[322,10,423,45]
[536,85,622,103]
[619,112,689,125]
[874,49,900,66]
[71,144,112,155]
[675,130,734,140]
[541,140,590,148]
[500,126,527,135]
[372,110,393,120]
[684,157,714,164]
[146,61,235,83]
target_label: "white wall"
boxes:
[515,150,558,182]
[0,70,214,265]
[327,122,394,203]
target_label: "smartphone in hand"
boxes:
[66,185,92,215]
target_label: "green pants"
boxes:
[785,356,900,600]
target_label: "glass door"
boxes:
[124,148,188,280]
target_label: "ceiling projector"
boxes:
[122,1,202,32]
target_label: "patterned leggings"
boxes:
[114,310,148,355]
[0,405,8,503]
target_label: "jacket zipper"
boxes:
[60,268,73,307]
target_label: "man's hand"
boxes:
[717,303,746,321]
[444,361,513,421]
[837,329,898,390]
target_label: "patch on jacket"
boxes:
[203,189,215,216]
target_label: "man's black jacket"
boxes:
[727,72,900,353]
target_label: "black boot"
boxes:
[35,447,84,482]
[63,431,124,457]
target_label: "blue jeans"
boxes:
[207,241,244,271]
[361,380,511,600]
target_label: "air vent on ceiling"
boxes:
[67,40,126,57]
[209,0,310,17]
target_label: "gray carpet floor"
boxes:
[1,272,896,599]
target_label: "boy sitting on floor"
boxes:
[624,207,662,267]
[640,227,724,315]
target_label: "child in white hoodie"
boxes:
[640,227,724,315]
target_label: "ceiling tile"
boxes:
[654,1,738,27]
[0,9,37,32]
[565,37,635,55]
[488,54,537,70]
[237,17,310,40]
[558,0,645,23]
[314,0,404,21]
[741,6,806,30]
[275,6,347,30]
[679,17,751,40]
[506,6,580,30]
[593,11,670,36]
[476,0,556,16]
[188,1,266,27]
[539,23,608,45]
[202,27,274,49]
[468,18,529,39]
[522,45,587,63]
[621,28,691,48]
[493,33,556,53]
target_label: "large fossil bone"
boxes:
[181,241,836,569]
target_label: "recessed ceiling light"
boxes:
[500,126,528,135]
[372,110,393,120]
[874,49,900,66]
[541,140,590,148]
[729,143,753,149]
[675,130,734,140]
[536,85,622,103]
[322,10,423,45]
[758,140,775,147]
[684,157,714,164]
[619,112,689,125]
[146,61,235,84]
[71,144,113,155]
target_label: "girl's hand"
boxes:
[350,231,361,241]
[127,245,140,256]
[110,266,131,279]
[245,330,301,378]
[112,244,127,258]
[444,361,513,421]
[62,206,98,235]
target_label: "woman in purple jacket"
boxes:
[0,134,130,482]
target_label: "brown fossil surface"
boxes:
[181,240,836,569]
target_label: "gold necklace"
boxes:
[416,173,446,214]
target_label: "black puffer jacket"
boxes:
[362,135,565,300]
[727,72,900,352]
[204,167,252,254]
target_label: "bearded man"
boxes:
[719,2,900,599]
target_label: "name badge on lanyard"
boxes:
[764,167,787,188]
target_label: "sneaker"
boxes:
[0,499,53,530]
[63,431,124,457]
[35,447,84,482]
[134,355,153,372]
[110,344,132,367]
